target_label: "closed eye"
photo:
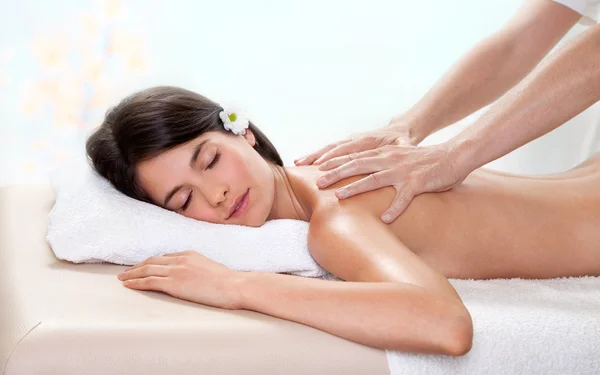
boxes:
[181,191,193,211]
[207,151,221,169]
[179,150,219,212]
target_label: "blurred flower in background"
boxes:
[1,0,147,185]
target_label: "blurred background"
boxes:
[2,0,599,187]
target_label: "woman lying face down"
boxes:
[86,86,600,356]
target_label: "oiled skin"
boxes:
[285,154,600,280]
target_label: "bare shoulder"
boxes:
[306,201,456,293]
[315,174,398,219]
[307,202,373,251]
[307,204,385,281]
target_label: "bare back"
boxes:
[287,155,600,280]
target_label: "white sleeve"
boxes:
[552,0,600,23]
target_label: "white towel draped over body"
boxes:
[47,162,600,375]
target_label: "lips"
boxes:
[227,189,249,219]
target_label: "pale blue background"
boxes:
[2,0,599,186]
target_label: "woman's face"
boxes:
[136,130,275,227]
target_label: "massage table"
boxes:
[0,185,389,375]
[3,184,600,375]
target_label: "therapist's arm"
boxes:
[452,21,600,173]
[315,14,600,224]
[298,0,581,166]
[403,0,581,144]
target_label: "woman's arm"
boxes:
[118,209,472,355]
[235,208,472,355]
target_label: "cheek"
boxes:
[244,154,275,221]
[223,153,254,184]
[185,202,220,224]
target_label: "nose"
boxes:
[203,182,228,208]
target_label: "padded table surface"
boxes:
[0,185,389,375]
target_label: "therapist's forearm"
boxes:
[396,0,579,144]
[450,24,600,173]
[400,34,536,144]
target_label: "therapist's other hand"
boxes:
[317,143,469,223]
[294,121,415,166]
[118,250,243,310]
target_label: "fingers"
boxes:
[122,276,171,292]
[317,156,385,189]
[295,141,349,166]
[163,250,196,257]
[332,172,386,199]
[318,149,380,171]
[124,254,177,272]
[118,264,171,281]
[321,166,419,223]
[312,139,374,165]
[381,188,417,223]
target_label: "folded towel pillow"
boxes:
[46,161,329,278]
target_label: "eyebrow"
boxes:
[163,139,210,207]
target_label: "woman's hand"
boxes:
[117,250,244,310]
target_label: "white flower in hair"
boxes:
[219,109,249,135]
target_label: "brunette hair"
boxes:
[86,86,283,203]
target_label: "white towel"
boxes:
[46,162,329,278]
[387,277,600,375]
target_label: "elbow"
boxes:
[441,305,473,356]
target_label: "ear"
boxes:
[243,128,256,147]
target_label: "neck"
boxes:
[266,164,312,222]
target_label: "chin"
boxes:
[245,222,264,228]
[244,210,268,227]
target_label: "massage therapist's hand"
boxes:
[318,141,471,223]
[117,250,243,310]
[294,117,417,167]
